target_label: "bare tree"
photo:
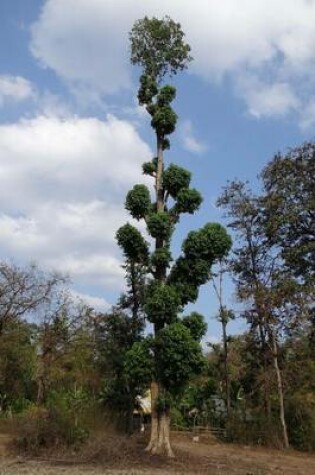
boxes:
[0,262,65,335]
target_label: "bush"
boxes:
[286,393,315,451]
[16,390,91,453]
[224,412,283,448]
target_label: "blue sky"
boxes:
[0,0,314,341]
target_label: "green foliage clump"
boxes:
[151,105,177,136]
[157,85,176,105]
[155,323,205,395]
[147,212,173,240]
[144,282,181,324]
[150,247,172,270]
[173,282,199,306]
[137,74,158,105]
[142,158,157,176]
[182,312,207,341]
[175,188,203,214]
[162,137,170,150]
[169,257,212,306]
[116,223,149,263]
[163,164,191,198]
[183,223,232,262]
[124,339,153,390]
[170,256,211,287]
[125,184,151,220]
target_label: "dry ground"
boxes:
[0,431,314,475]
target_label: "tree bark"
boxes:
[145,132,175,457]
[222,318,231,415]
[145,382,174,457]
[271,331,289,449]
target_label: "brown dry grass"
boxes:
[0,429,314,474]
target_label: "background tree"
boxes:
[261,142,315,284]
[0,262,64,335]
[210,260,235,415]
[115,16,231,457]
[96,237,148,434]
[217,180,291,448]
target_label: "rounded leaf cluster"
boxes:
[183,223,232,263]
[116,223,149,263]
[125,184,151,220]
[182,312,207,341]
[170,256,211,287]
[137,74,158,105]
[168,256,211,305]
[150,247,172,270]
[155,322,205,394]
[124,339,153,389]
[162,138,170,150]
[163,164,191,198]
[157,85,176,105]
[147,212,173,240]
[144,282,181,324]
[173,282,199,305]
[175,188,203,214]
[151,105,177,136]
[142,158,157,176]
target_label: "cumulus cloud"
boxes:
[299,99,315,130]
[30,0,315,121]
[236,76,300,118]
[0,114,151,289]
[180,120,206,154]
[0,75,34,105]
[70,290,111,312]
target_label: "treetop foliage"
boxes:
[130,16,192,82]
[261,142,315,282]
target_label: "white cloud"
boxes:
[180,120,206,154]
[30,0,315,120]
[299,99,315,130]
[237,76,300,118]
[0,114,151,289]
[70,290,111,312]
[0,75,34,105]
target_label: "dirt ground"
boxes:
[0,431,315,475]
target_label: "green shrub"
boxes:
[16,390,91,453]
[286,393,315,451]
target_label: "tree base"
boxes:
[145,412,174,458]
[145,439,174,458]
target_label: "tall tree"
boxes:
[116,16,231,457]
[217,180,290,448]
[210,260,235,415]
[261,142,315,284]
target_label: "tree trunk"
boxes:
[36,376,45,405]
[145,131,174,458]
[146,382,174,457]
[222,318,231,415]
[271,331,289,449]
[257,321,272,420]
